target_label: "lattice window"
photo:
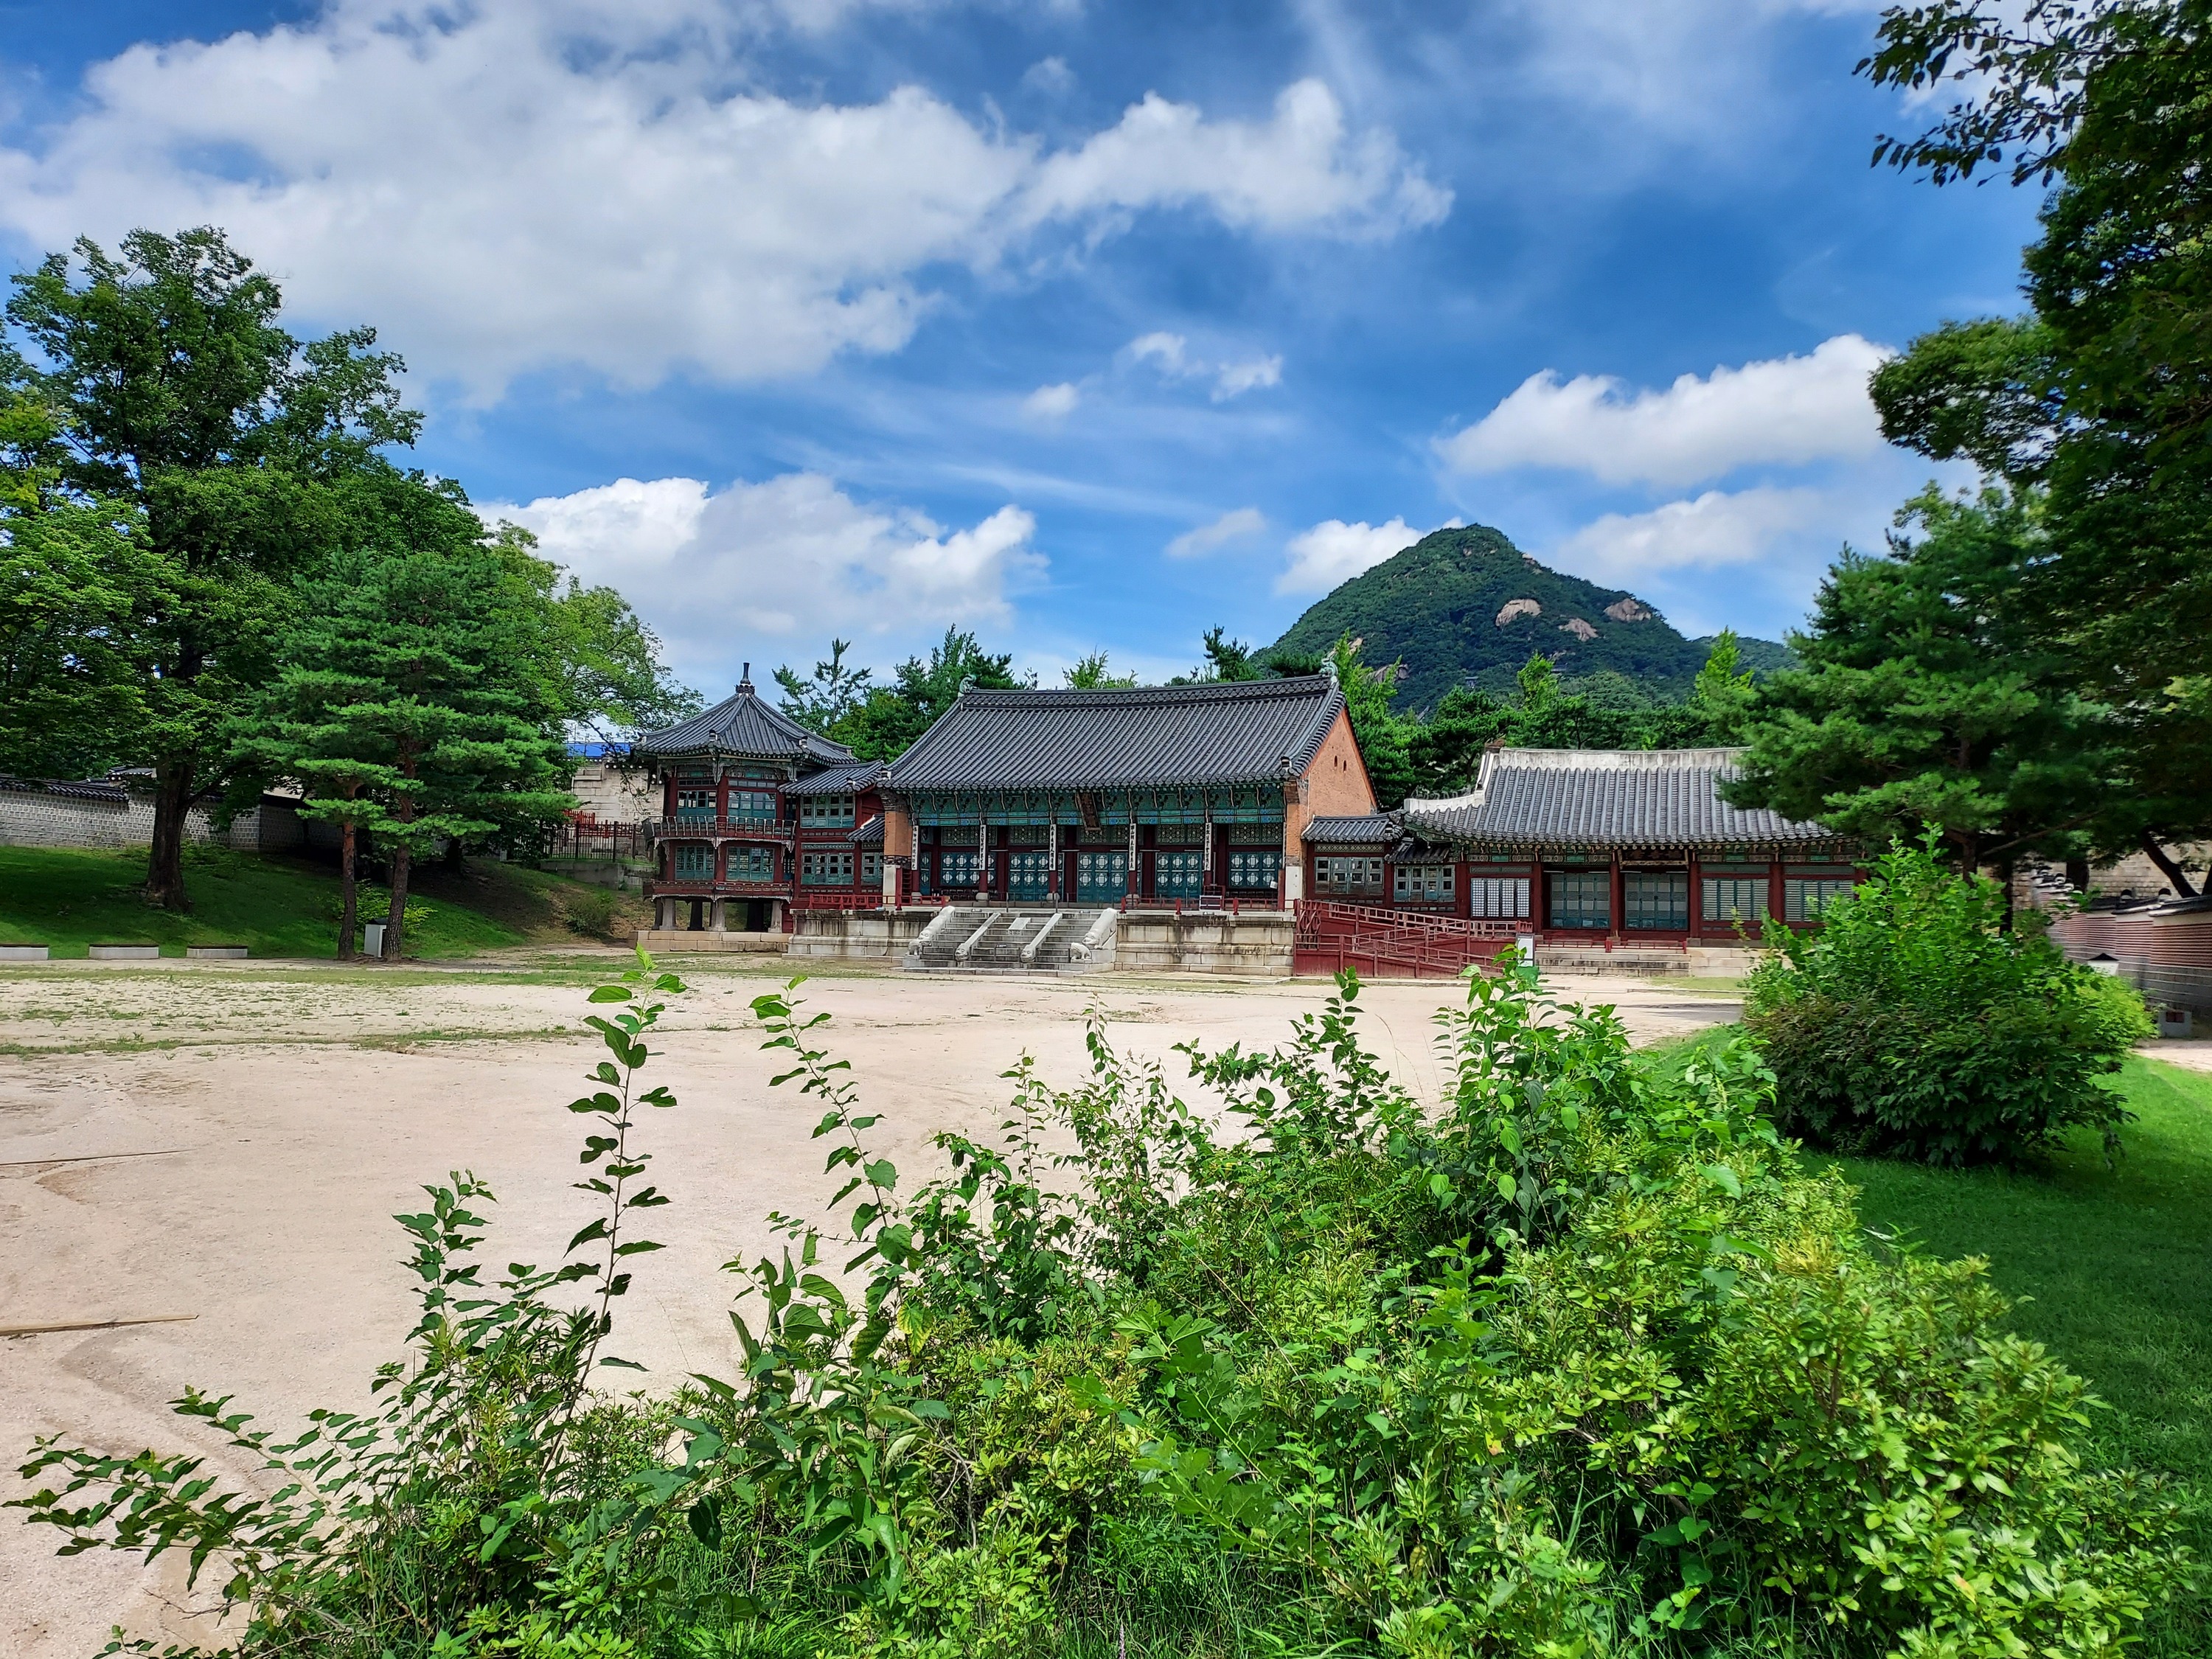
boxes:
[802,849,854,886]
[1701,877,1767,924]
[675,788,715,818]
[1008,851,1052,898]
[728,845,775,883]
[939,851,980,890]
[1228,849,1279,891]
[1785,878,1856,922]
[728,789,779,821]
[1625,871,1688,931]
[860,851,882,884]
[1393,863,1455,903]
[1470,877,1530,919]
[1314,855,1384,892]
[799,793,855,827]
[672,843,712,878]
[1548,870,1610,929]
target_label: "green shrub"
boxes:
[1745,834,2138,1164]
[560,883,622,941]
[13,955,2192,1658]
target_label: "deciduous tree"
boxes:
[5,228,415,909]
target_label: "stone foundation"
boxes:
[790,908,936,959]
[633,928,788,954]
[1113,910,1295,976]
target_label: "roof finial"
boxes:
[737,661,753,696]
[958,675,975,697]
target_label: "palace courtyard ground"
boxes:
[2,954,2205,1656]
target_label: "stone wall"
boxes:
[0,783,311,855]
[1114,910,1295,976]
[790,908,934,959]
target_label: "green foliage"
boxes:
[1406,644,1747,799]
[1266,523,1792,713]
[1729,486,2112,870]
[1060,652,1138,689]
[1859,1,2212,881]
[798,628,1026,762]
[1745,833,2143,1164]
[22,955,2194,1658]
[5,227,420,910]
[1329,633,1415,807]
[227,479,576,956]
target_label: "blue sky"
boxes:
[1,1,2036,698]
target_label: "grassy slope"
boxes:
[0,844,647,959]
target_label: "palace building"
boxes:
[1304,745,1854,953]
[631,668,1855,973]
[633,670,887,935]
[876,675,1372,907]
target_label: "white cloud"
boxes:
[1546,486,1827,582]
[1126,332,1282,400]
[1437,334,1893,489]
[1129,332,1191,373]
[1277,515,1419,594]
[484,471,1043,681]
[1212,354,1282,400]
[0,6,1446,399]
[1019,77,1450,238]
[1166,505,1267,558]
[1021,381,1081,422]
[1020,55,1077,94]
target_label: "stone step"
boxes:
[906,908,1109,973]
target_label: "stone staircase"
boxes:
[903,906,1117,973]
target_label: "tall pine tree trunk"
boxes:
[338,819,358,961]
[145,757,196,912]
[384,843,410,961]
[385,760,417,961]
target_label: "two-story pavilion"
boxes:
[1304,746,1859,950]
[876,675,1373,907]
[634,670,885,933]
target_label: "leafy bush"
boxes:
[560,883,622,941]
[1745,834,2141,1165]
[14,953,2193,1658]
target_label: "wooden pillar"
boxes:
[1127,801,1138,900]
[1688,849,1703,941]
[1767,855,1786,931]
[1609,851,1624,944]
[1533,856,1548,937]
[1047,818,1060,899]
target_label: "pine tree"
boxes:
[230,479,573,959]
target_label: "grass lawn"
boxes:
[0,844,648,959]
[1645,1038,2212,1654]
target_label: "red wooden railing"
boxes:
[1293,900,1520,979]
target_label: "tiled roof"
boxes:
[884,676,1347,793]
[848,815,886,845]
[1304,813,1399,846]
[1401,748,1830,849]
[635,679,853,765]
[785,760,885,795]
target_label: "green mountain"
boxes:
[1266,524,1794,713]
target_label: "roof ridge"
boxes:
[959,675,1332,704]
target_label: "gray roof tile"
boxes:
[1402,748,1829,849]
[848,815,886,845]
[884,677,1346,793]
[636,681,854,765]
[1304,814,1399,846]
[785,760,884,795]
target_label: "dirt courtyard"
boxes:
[0,954,1741,1658]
